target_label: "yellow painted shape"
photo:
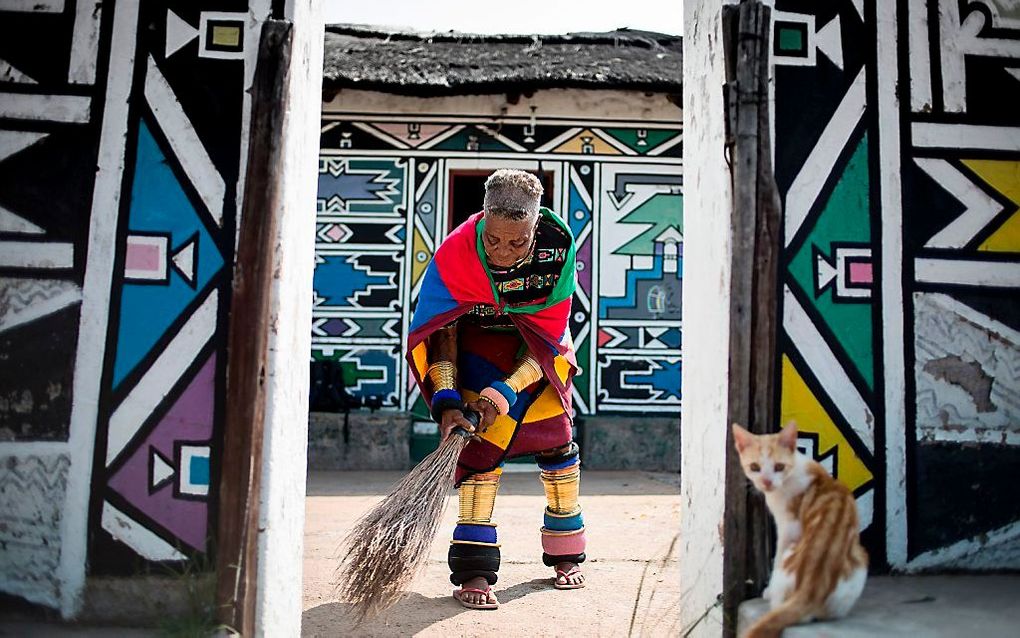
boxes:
[962,159,1020,252]
[979,211,1020,252]
[211,25,241,47]
[780,355,873,493]
[411,227,432,287]
[523,384,565,423]
[551,129,622,155]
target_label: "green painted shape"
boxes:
[311,349,384,386]
[778,26,805,53]
[602,128,678,154]
[432,127,513,152]
[788,134,874,390]
[410,394,431,420]
[614,193,683,256]
[340,363,383,387]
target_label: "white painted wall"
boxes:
[323,88,682,122]
[678,0,734,635]
[55,0,141,618]
[322,0,684,36]
[254,1,324,635]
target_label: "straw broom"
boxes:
[333,411,480,622]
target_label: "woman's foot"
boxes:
[554,562,586,589]
[453,575,499,608]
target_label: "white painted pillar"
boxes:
[58,0,141,618]
[254,2,323,636]
[679,0,736,635]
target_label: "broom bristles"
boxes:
[333,430,470,622]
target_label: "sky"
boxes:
[321,0,683,36]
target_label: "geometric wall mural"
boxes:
[0,0,256,604]
[0,0,105,608]
[315,116,683,416]
[774,0,1020,570]
[87,0,259,570]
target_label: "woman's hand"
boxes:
[439,408,476,441]
[465,399,499,431]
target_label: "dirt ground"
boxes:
[302,469,682,637]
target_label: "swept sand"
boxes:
[303,470,681,637]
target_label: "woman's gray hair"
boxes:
[483,169,543,220]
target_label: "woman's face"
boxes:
[481,213,538,269]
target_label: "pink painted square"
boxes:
[126,242,162,271]
[848,261,873,285]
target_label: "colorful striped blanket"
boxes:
[407,209,578,482]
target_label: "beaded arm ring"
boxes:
[479,354,544,416]
[427,360,463,422]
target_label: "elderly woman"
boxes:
[406,169,586,610]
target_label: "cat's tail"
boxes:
[743,594,815,638]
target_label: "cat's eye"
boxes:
[749,463,761,472]
[774,463,786,472]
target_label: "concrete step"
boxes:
[738,575,1020,637]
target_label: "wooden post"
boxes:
[722,0,781,634]
[215,20,293,636]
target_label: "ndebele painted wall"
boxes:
[313,90,683,428]
[0,0,276,615]
[772,0,1020,570]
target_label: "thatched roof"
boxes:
[322,25,683,97]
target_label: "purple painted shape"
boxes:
[577,234,592,296]
[321,318,348,336]
[107,355,216,552]
[849,261,873,285]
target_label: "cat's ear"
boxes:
[732,423,752,452]
[778,421,798,451]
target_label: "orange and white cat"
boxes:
[733,422,868,638]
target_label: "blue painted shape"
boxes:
[544,510,584,531]
[393,226,406,242]
[317,166,391,204]
[657,328,682,349]
[344,349,397,400]
[113,120,224,387]
[189,455,210,486]
[645,360,682,400]
[598,254,682,318]
[453,524,498,543]
[313,255,391,307]
[568,180,591,239]
[408,262,458,333]
[416,173,438,235]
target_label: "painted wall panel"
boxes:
[0,0,273,612]
[314,113,684,416]
[773,0,1020,570]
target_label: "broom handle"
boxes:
[452,409,481,439]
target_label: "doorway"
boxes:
[447,169,556,231]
